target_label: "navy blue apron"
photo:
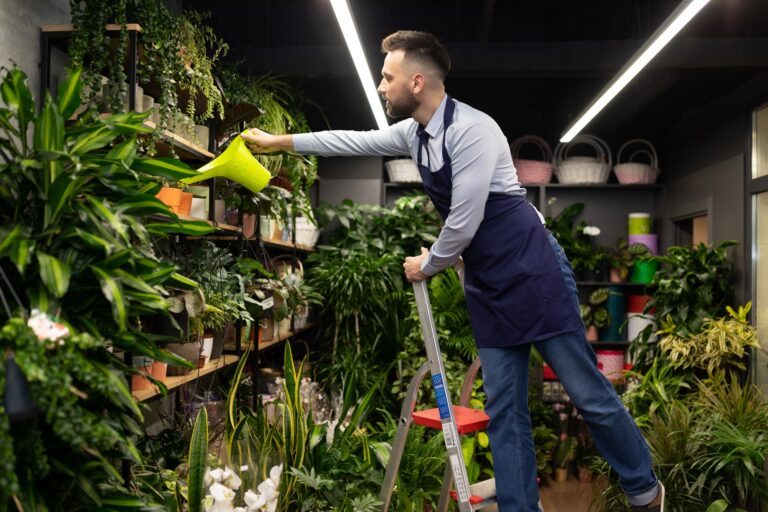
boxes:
[416,98,582,347]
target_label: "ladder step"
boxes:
[412,405,489,434]
[449,478,496,505]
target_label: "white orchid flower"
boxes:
[209,482,236,502]
[222,466,242,490]
[257,479,279,511]
[268,464,283,486]
[203,496,215,512]
[208,467,224,483]
[583,225,601,236]
[240,465,249,472]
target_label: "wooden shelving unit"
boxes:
[223,323,315,353]
[132,354,240,402]
[141,120,214,160]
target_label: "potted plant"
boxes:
[608,238,652,283]
[552,436,576,482]
[657,302,760,378]
[580,288,610,341]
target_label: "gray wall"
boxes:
[316,156,384,206]
[0,0,70,101]
[660,110,750,306]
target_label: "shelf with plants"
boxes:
[140,119,214,160]
[223,323,316,353]
[149,212,242,234]
[131,354,241,402]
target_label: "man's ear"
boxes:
[411,73,426,94]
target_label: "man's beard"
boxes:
[385,90,419,119]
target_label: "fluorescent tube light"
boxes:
[330,0,389,130]
[560,0,711,142]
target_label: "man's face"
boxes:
[377,50,419,119]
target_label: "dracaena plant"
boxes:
[0,66,214,508]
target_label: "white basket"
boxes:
[386,158,421,183]
[554,134,612,184]
[613,139,660,185]
[294,217,320,248]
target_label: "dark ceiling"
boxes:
[185,0,768,152]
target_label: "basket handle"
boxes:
[584,134,612,169]
[616,138,658,168]
[510,135,552,162]
[554,134,606,166]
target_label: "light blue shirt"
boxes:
[293,95,533,275]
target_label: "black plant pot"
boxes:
[210,323,233,360]
[147,310,189,341]
[4,354,40,423]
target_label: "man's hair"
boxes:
[381,30,451,80]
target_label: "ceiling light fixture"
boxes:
[330,0,389,130]
[560,0,711,142]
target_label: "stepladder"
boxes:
[379,267,496,511]
[379,262,545,511]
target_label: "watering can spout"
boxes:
[181,135,271,193]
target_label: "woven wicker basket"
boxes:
[510,135,554,184]
[554,134,612,184]
[385,158,421,183]
[613,139,659,185]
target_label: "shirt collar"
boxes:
[422,94,449,139]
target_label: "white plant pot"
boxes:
[214,199,226,223]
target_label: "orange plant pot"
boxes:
[156,187,183,213]
[178,192,193,215]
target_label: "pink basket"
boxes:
[613,139,659,184]
[510,135,554,184]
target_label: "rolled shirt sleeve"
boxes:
[293,120,411,157]
[420,125,498,276]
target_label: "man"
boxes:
[242,30,664,512]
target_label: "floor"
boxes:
[479,474,601,512]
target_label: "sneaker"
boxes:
[631,483,665,512]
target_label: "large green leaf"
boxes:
[46,173,83,227]
[34,93,65,153]
[115,194,174,217]
[132,157,198,180]
[56,67,83,120]
[36,252,71,298]
[91,266,127,332]
[63,227,112,254]
[106,139,137,168]
[0,68,35,150]
[0,224,23,257]
[145,221,215,236]
[187,407,209,512]
[167,272,199,289]
[70,125,119,155]
[85,195,129,242]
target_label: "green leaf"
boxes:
[145,221,215,236]
[115,194,174,216]
[64,227,112,254]
[56,67,82,120]
[91,266,127,331]
[132,157,197,181]
[47,173,83,227]
[36,252,71,298]
[106,139,137,168]
[706,500,729,512]
[1,68,35,147]
[187,407,209,512]
[0,225,23,257]
[85,195,128,242]
[70,126,118,155]
[35,93,65,153]
[167,272,199,289]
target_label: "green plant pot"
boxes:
[630,259,658,283]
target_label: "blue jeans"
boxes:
[477,231,659,511]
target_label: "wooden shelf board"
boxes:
[223,324,315,353]
[149,212,241,234]
[43,23,142,33]
[262,238,316,252]
[132,354,240,402]
[142,120,214,160]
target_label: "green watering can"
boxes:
[182,134,271,193]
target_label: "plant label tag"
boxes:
[260,297,274,309]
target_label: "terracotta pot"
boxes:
[178,192,193,215]
[131,356,153,391]
[243,213,257,238]
[156,187,183,213]
[553,467,569,483]
[577,465,594,483]
[150,361,168,382]
[609,267,623,283]
[586,325,599,342]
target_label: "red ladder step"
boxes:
[412,405,489,434]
